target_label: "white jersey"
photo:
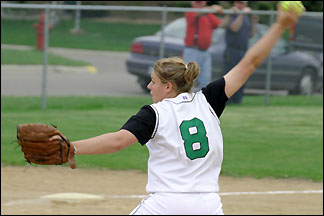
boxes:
[146,91,223,193]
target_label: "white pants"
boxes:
[130,192,224,215]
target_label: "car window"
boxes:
[272,39,286,53]
[249,24,286,54]
[212,28,225,44]
[293,16,323,50]
[248,24,267,48]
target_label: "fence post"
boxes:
[41,8,49,109]
[74,1,81,32]
[264,13,275,106]
[159,5,167,59]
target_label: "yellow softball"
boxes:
[280,1,305,15]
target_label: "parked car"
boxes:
[126,17,322,95]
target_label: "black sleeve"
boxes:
[120,105,156,145]
[202,77,228,118]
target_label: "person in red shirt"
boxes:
[183,1,223,90]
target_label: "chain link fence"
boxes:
[1,2,323,108]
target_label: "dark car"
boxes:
[126,17,322,95]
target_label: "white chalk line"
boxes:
[2,198,49,207]
[107,190,323,199]
[219,189,323,196]
[2,190,322,207]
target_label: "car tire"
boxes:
[298,68,316,95]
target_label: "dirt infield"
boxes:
[1,165,323,215]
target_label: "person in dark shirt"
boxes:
[50,4,303,214]
[220,1,259,104]
[183,1,223,90]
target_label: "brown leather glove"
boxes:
[17,123,76,169]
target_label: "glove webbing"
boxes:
[58,134,71,165]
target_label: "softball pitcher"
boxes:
[51,3,303,214]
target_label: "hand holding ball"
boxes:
[280,1,305,16]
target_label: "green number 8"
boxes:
[179,118,209,160]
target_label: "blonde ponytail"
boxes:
[154,57,200,94]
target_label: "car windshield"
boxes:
[156,17,225,44]
[156,18,286,52]
[156,18,187,39]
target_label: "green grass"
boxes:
[221,106,323,179]
[1,95,323,181]
[223,96,323,181]
[1,48,90,66]
[1,19,160,51]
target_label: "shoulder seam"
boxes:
[150,105,159,139]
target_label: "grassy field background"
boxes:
[1,95,323,181]
[1,19,160,51]
[1,18,323,182]
[1,48,90,66]
[2,18,160,65]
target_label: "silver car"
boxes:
[126,17,322,95]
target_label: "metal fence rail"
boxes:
[1,2,322,16]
